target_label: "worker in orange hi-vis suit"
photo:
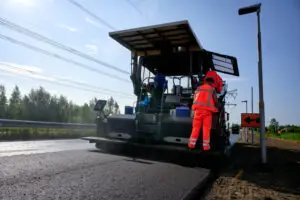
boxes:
[204,71,223,94]
[188,77,219,151]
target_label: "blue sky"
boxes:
[0,0,299,125]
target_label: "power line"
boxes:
[0,33,130,83]
[225,89,238,110]
[226,89,238,101]
[0,63,135,99]
[66,0,117,31]
[1,62,134,97]
[0,70,133,99]
[0,17,130,75]
[126,0,144,17]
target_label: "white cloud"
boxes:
[84,44,98,55]
[85,17,100,27]
[57,23,78,32]
[0,62,92,87]
[0,62,57,82]
[0,62,42,73]
[85,17,109,31]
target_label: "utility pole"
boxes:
[251,86,254,144]
[241,100,248,141]
[238,3,267,164]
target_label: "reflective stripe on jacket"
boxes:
[192,84,218,112]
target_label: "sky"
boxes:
[0,0,299,126]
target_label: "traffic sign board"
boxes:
[241,113,260,128]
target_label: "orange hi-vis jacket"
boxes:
[192,84,218,113]
[204,71,223,94]
[189,84,218,150]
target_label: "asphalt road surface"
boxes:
[0,134,240,157]
[0,139,94,157]
[0,135,240,200]
[0,139,211,200]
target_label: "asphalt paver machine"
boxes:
[82,20,239,155]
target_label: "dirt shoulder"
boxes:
[204,135,300,200]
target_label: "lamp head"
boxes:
[238,3,261,15]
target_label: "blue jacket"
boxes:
[154,73,167,89]
[139,96,150,105]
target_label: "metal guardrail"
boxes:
[0,119,96,129]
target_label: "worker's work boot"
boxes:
[203,146,210,151]
[203,143,210,151]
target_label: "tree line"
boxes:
[0,85,120,123]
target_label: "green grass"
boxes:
[0,127,96,141]
[268,132,300,141]
[254,131,300,141]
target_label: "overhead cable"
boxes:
[0,17,129,75]
[0,33,130,83]
[66,0,117,30]
[1,62,134,97]
[126,0,144,17]
[0,64,135,99]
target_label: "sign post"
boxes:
[241,113,260,144]
[241,113,260,128]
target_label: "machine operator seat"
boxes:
[172,85,183,96]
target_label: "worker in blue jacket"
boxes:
[153,69,167,106]
[154,72,167,90]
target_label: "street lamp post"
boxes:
[238,3,267,164]
[251,86,254,145]
[241,100,248,113]
[241,100,248,141]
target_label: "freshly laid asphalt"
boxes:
[0,139,212,200]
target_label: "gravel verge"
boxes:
[204,135,300,200]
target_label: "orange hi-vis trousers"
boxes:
[188,110,212,151]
